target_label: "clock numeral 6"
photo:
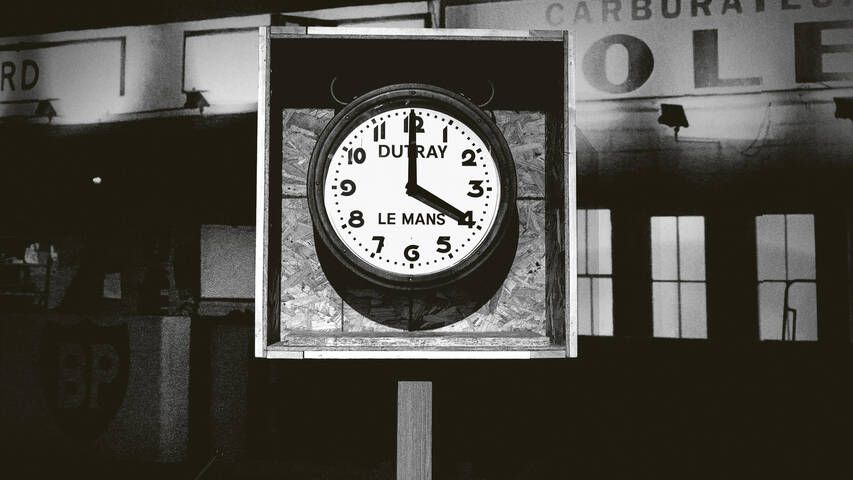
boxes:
[340,179,356,196]
[467,180,484,197]
[458,211,475,228]
[404,245,420,262]
[436,236,451,253]
[372,236,385,253]
[461,149,476,167]
[348,147,366,165]
[348,210,364,228]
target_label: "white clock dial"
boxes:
[322,107,500,276]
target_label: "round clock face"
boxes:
[325,106,499,276]
[309,84,516,290]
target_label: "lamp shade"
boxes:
[658,104,689,129]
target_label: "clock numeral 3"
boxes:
[372,236,385,253]
[348,147,366,165]
[458,211,475,228]
[340,179,356,196]
[436,236,451,253]
[467,180,484,197]
[348,210,364,228]
[461,149,476,167]
[404,245,420,261]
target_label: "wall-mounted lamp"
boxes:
[834,97,853,122]
[34,100,57,122]
[183,90,210,114]
[658,104,689,140]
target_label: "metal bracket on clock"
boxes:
[329,77,351,107]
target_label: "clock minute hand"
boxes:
[408,185,466,223]
[406,109,417,191]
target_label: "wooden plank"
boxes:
[269,25,308,36]
[265,350,305,360]
[544,112,566,348]
[565,32,578,358]
[278,330,551,349]
[254,26,270,358]
[304,350,544,359]
[302,27,546,40]
[397,381,432,480]
[266,27,284,352]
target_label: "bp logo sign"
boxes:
[40,318,129,440]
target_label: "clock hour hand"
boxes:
[407,185,466,223]
[406,109,417,191]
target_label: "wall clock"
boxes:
[308,83,517,290]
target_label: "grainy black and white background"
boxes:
[1,1,852,479]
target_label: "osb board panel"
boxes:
[280,197,342,333]
[495,111,546,198]
[282,109,334,196]
[280,108,547,336]
[421,199,546,333]
[343,199,546,334]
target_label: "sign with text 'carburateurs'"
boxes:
[446,0,853,100]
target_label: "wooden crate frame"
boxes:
[255,26,576,359]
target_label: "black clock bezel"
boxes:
[307,83,517,291]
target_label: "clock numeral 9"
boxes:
[458,211,475,228]
[348,210,364,228]
[372,236,385,253]
[348,147,366,165]
[467,180,484,197]
[340,179,356,196]
[404,245,420,262]
[436,236,451,253]
[461,149,476,166]
[403,114,424,133]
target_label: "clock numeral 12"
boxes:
[442,126,448,143]
[348,147,366,165]
[403,114,424,133]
